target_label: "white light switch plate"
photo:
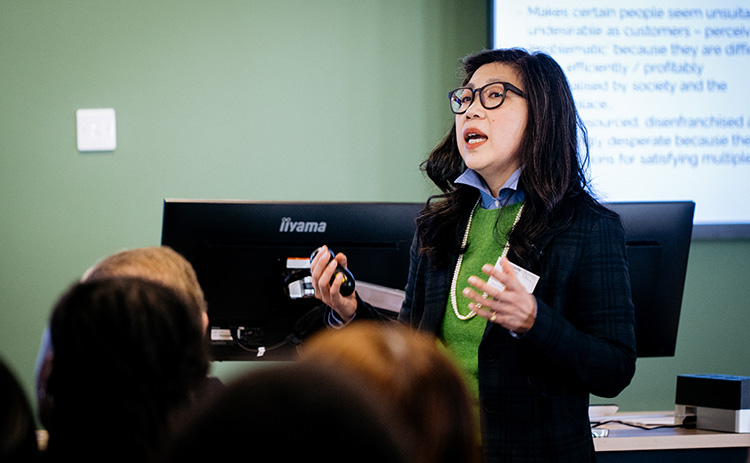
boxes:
[76,108,116,151]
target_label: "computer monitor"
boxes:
[161,199,694,361]
[161,200,423,361]
[604,201,695,357]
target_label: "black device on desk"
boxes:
[161,200,421,361]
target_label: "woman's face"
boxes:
[455,62,528,195]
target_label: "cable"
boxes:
[228,325,288,357]
[590,420,689,431]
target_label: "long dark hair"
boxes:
[418,48,593,267]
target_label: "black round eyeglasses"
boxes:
[448,81,527,114]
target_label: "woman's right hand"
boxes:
[310,245,358,322]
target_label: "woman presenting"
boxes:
[311,48,636,462]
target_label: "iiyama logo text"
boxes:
[279,217,327,233]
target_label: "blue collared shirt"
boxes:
[455,167,533,338]
[454,168,525,209]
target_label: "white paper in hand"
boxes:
[487,258,539,294]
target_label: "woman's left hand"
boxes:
[462,257,537,333]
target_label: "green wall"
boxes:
[1,1,748,420]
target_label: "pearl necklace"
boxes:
[450,199,524,321]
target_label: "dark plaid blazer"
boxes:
[404,193,635,462]
[340,192,636,462]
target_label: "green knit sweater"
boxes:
[440,201,524,407]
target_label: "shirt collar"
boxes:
[455,168,524,209]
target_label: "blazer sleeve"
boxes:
[522,208,637,398]
[398,234,425,327]
[323,237,424,326]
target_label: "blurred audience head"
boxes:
[300,321,481,463]
[42,277,209,462]
[82,245,207,319]
[36,245,212,433]
[166,361,414,463]
[0,357,39,462]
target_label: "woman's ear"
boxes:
[201,311,209,333]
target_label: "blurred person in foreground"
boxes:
[301,321,481,463]
[38,277,209,463]
[165,361,415,463]
[0,356,40,462]
[36,246,220,430]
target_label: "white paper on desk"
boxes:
[487,258,539,294]
[356,281,404,314]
